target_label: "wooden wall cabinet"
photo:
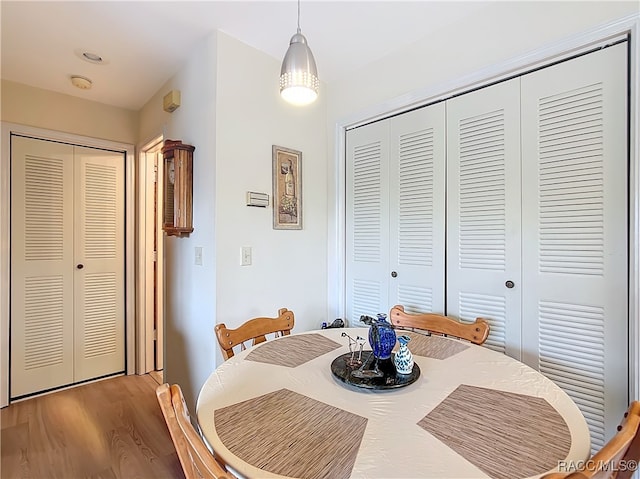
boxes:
[162,140,195,236]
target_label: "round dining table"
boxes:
[196,327,590,479]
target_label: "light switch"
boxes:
[241,246,252,266]
[195,246,203,265]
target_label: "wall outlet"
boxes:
[195,246,203,266]
[241,246,252,266]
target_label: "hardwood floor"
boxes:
[149,370,163,386]
[1,374,184,479]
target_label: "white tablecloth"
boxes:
[197,328,590,479]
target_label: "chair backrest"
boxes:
[389,304,490,345]
[215,308,295,360]
[541,401,640,479]
[156,383,232,479]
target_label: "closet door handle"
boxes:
[77,264,84,270]
[505,280,514,289]
[391,271,398,278]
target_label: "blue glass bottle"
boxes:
[368,313,396,360]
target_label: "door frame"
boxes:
[136,135,164,375]
[0,122,136,407]
[329,13,640,400]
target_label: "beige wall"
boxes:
[1,80,138,145]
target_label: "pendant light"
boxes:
[279,0,319,106]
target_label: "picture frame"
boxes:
[272,145,302,230]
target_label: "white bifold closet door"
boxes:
[11,136,125,398]
[446,78,523,357]
[346,120,391,320]
[346,103,446,321]
[446,42,628,452]
[520,43,628,452]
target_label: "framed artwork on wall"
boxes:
[272,145,302,230]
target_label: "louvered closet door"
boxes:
[388,103,446,313]
[520,43,628,452]
[73,146,125,382]
[11,137,125,398]
[346,120,390,321]
[10,136,75,397]
[446,78,522,356]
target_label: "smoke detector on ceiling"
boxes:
[71,75,92,90]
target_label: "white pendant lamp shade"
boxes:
[280,31,319,105]
[280,0,319,106]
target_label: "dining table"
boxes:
[196,327,591,479]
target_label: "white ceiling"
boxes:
[1,1,490,111]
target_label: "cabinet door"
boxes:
[446,78,522,356]
[521,42,628,452]
[388,103,446,313]
[346,120,390,321]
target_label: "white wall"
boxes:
[214,32,328,364]
[138,34,218,410]
[138,30,328,408]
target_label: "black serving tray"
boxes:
[330,351,420,390]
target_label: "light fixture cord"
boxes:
[297,0,301,33]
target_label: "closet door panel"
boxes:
[73,146,125,381]
[10,136,75,397]
[346,121,390,321]
[521,43,628,451]
[388,103,446,314]
[446,78,522,356]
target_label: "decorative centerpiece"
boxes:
[330,318,420,390]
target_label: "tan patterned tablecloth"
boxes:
[215,388,367,479]
[245,333,342,367]
[197,328,590,479]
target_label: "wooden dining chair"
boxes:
[541,401,640,479]
[389,304,490,345]
[215,307,295,360]
[156,383,233,479]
